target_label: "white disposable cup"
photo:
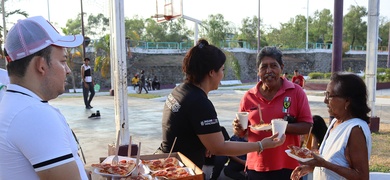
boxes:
[236,112,249,130]
[271,119,288,139]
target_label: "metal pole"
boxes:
[47,0,50,22]
[306,0,309,51]
[110,0,129,144]
[257,0,261,53]
[366,0,380,118]
[80,0,86,60]
[331,0,343,73]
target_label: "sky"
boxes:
[5,0,390,33]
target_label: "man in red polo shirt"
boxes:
[292,69,305,88]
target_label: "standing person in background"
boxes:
[81,57,95,109]
[157,39,286,169]
[233,46,313,180]
[0,16,87,179]
[152,75,161,90]
[138,69,148,94]
[292,69,305,88]
[291,72,372,180]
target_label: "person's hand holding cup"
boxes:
[271,118,288,139]
[236,112,249,130]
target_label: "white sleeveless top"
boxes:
[313,118,372,180]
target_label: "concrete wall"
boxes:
[1,51,389,90]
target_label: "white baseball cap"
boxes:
[5,16,84,61]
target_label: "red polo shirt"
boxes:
[239,78,313,171]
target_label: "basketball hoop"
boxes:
[164,15,173,21]
[153,0,182,23]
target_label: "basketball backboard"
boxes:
[152,0,182,23]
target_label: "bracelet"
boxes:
[257,141,263,153]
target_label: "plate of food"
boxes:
[285,145,316,162]
[249,123,272,131]
[92,155,139,178]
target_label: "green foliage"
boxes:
[94,34,111,78]
[324,73,332,79]
[343,5,367,47]
[308,72,324,79]
[224,51,241,79]
[200,14,234,47]
[370,164,390,173]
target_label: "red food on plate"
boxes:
[287,145,313,159]
[142,157,180,171]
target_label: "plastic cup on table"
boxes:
[236,112,249,130]
[271,119,288,139]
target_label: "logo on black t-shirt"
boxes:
[166,94,181,112]
[200,119,219,126]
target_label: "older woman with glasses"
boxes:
[291,72,372,180]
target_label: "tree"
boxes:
[125,16,145,44]
[311,9,333,45]
[266,15,307,49]
[143,18,168,42]
[343,5,367,47]
[94,34,110,78]
[378,17,390,50]
[238,16,267,49]
[201,14,234,46]
[165,18,191,42]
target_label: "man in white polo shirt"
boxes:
[0,16,88,179]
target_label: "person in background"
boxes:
[210,133,247,180]
[283,72,289,81]
[152,75,161,90]
[137,69,148,94]
[302,115,328,151]
[291,72,372,180]
[81,57,95,109]
[233,46,313,180]
[0,16,87,179]
[131,74,139,90]
[292,69,305,88]
[157,39,286,169]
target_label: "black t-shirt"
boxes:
[159,83,221,168]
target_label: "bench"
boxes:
[220,80,242,86]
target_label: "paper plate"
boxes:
[285,149,314,162]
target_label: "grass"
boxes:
[370,123,390,172]
[128,93,161,99]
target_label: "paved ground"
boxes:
[51,84,390,168]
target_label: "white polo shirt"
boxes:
[0,84,88,179]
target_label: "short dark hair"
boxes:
[256,46,283,68]
[330,72,371,123]
[84,57,90,61]
[182,39,226,84]
[294,69,299,73]
[7,46,52,78]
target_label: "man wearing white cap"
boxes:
[0,16,87,179]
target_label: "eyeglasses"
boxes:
[324,91,342,101]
